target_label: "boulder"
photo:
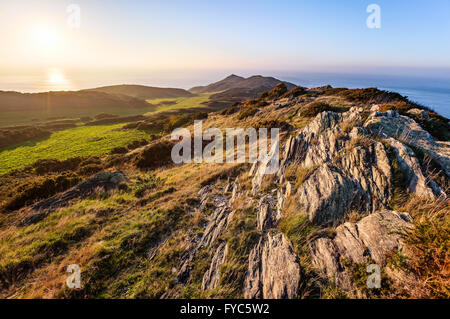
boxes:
[309,210,413,293]
[243,233,301,299]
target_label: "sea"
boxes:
[0,71,449,119]
[281,72,450,119]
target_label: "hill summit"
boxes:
[189,74,295,94]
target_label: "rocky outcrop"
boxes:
[275,109,448,226]
[279,112,393,225]
[176,185,235,284]
[242,191,301,299]
[386,138,445,198]
[309,210,413,293]
[202,242,228,290]
[295,164,357,225]
[244,233,301,299]
[365,111,450,176]
[251,139,280,194]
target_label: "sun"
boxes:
[31,26,61,52]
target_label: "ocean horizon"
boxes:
[1,71,449,118]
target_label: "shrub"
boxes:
[133,174,164,198]
[134,140,174,170]
[127,139,149,150]
[328,88,409,104]
[263,83,288,100]
[397,196,450,298]
[77,164,104,176]
[299,102,333,117]
[3,173,81,211]
[110,147,128,155]
[282,86,308,99]
[220,104,241,115]
[31,157,83,175]
[237,106,258,120]
[0,126,51,149]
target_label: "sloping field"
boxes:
[0,124,154,174]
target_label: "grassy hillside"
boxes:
[0,124,155,174]
[0,89,157,127]
[0,85,448,299]
[84,84,193,100]
[189,74,296,94]
[145,93,212,113]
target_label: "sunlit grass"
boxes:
[0,124,154,174]
[145,93,212,113]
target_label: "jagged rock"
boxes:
[365,111,450,176]
[296,164,356,225]
[243,233,301,299]
[257,196,280,231]
[335,140,392,214]
[279,110,447,225]
[202,242,228,290]
[177,183,235,285]
[407,108,429,119]
[370,104,380,112]
[230,182,239,203]
[251,140,280,194]
[199,206,235,248]
[276,182,291,215]
[386,138,445,198]
[309,210,412,293]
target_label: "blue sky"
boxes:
[1,0,449,77]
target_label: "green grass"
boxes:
[145,93,212,113]
[0,106,157,128]
[0,124,154,174]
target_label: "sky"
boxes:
[0,0,449,80]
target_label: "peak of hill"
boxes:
[189,74,295,94]
[84,84,193,100]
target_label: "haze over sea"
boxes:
[1,71,449,118]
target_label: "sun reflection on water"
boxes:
[45,68,72,91]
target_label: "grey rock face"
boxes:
[202,242,228,290]
[244,233,301,299]
[176,185,235,284]
[309,210,412,292]
[251,140,280,194]
[281,112,393,225]
[296,164,356,225]
[386,138,445,198]
[365,111,450,176]
[278,109,447,226]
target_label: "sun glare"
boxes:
[46,68,72,90]
[31,26,61,52]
